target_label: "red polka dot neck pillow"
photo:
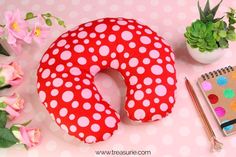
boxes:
[37,17,177,144]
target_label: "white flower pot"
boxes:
[186,43,225,64]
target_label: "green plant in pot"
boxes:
[184,0,236,64]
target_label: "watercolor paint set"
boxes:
[198,66,236,136]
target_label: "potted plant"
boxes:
[184,0,236,64]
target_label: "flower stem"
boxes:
[0,24,5,28]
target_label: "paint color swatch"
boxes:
[198,66,236,136]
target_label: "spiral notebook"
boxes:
[198,66,236,136]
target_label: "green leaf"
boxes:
[219,30,227,38]
[213,16,224,23]
[44,13,51,17]
[0,76,5,86]
[58,20,65,27]
[0,44,10,56]
[0,128,18,148]
[211,0,223,18]
[204,0,210,15]
[198,1,206,21]
[0,111,7,128]
[45,18,52,26]
[226,31,236,41]
[0,102,7,108]
[218,38,229,48]
[21,120,32,126]
[25,12,34,20]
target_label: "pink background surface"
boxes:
[1,0,236,157]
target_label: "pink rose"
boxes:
[0,93,24,119]
[0,62,23,87]
[12,125,41,148]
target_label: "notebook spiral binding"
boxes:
[201,66,234,81]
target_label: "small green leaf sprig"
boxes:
[184,0,236,52]
[25,12,66,28]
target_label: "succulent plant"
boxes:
[185,20,218,52]
[185,0,236,53]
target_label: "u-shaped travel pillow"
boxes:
[37,17,177,143]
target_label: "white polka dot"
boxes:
[60,124,68,133]
[129,76,138,85]
[144,77,153,85]
[166,64,175,73]
[110,59,119,69]
[77,31,87,39]
[160,103,168,111]
[140,36,151,44]
[121,31,133,41]
[95,23,107,33]
[129,42,136,48]
[151,65,163,75]
[134,90,144,100]
[77,57,87,65]
[81,88,92,99]
[93,113,101,120]
[53,78,63,87]
[59,108,68,117]
[116,44,124,53]
[85,136,96,143]
[39,91,46,102]
[108,34,116,42]
[57,39,66,47]
[105,116,117,128]
[74,44,85,53]
[167,77,174,85]
[62,91,74,102]
[137,67,145,74]
[65,82,73,88]
[112,25,120,31]
[169,96,174,103]
[152,114,162,120]
[41,69,51,79]
[83,102,91,110]
[42,54,49,63]
[99,45,110,56]
[128,58,139,67]
[90,65,100,76]
[52,49,59,55]
[91,124,100,132]
[48,58,55,65]
[134,109,146,120]
[51,89,59,96]
[139,47,146,53]
[128,100,135,108]
[155,85,167,96]
[72,101,79,108]
[143,100,150,107]
[69,114,75,120]
[56,64,64,72]
[95,103,105,112]
[70,67,81,76]
[149,50,160,59]
[103,133,111,140]
[77,116,89,127]
[70,125,77,132]
[117,20,128,25]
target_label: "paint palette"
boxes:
[198,66,236,136]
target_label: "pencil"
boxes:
[185,77,223,152]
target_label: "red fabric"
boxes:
[37,18,177,143]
